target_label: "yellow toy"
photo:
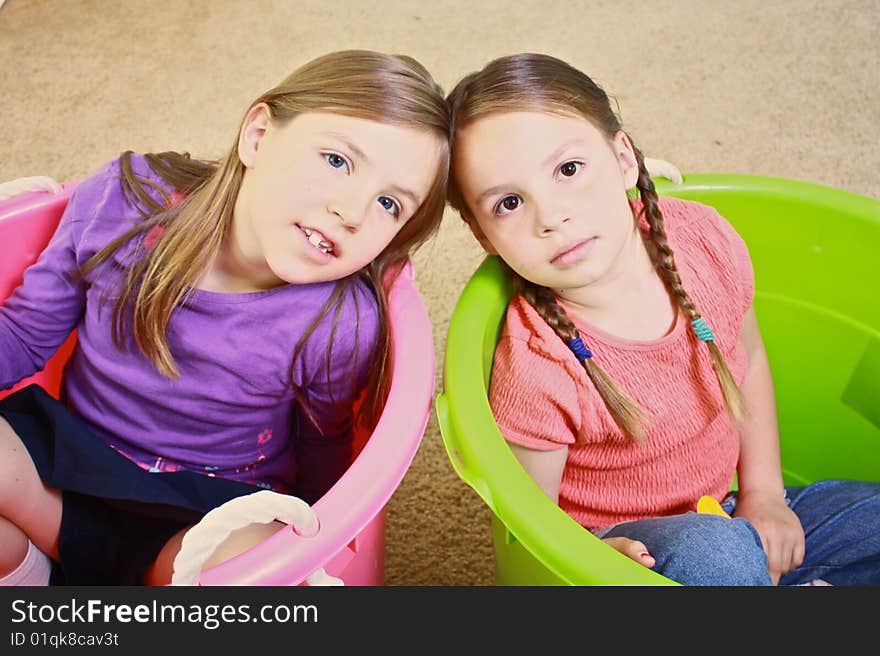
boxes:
[697,495,731,518]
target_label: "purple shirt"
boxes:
[0,155,379,498]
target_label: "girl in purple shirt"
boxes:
[0,50,450,585]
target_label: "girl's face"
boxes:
[453,111,641,296]
[232,107,443,289]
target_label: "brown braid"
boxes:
[516,275,649,443]
[630,143,746,422]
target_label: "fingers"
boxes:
[791,535,806,571]
[768,549,783,586]
[764,529,806,585]
[749,526,782,584]
[603,536,656,568]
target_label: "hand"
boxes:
[603,536,656,569]
[734,489,805,585]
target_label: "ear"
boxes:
[238,103,272,168]
[464,214,498,255]
[611,131,640,190]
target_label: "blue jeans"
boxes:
[601,480,880,586]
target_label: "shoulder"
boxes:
[656,196,750,263]
[298,276,381,364]
[655,196,756,325]
[338,276,380,340]
[490,296,586,448]
[502,295,578,365]
[494,295,586,397]
[65,153,172,259]
[67,153,169,220]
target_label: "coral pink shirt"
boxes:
[489,197,755,529]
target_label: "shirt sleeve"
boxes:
[0,164,117,390]
[489,334,582,450]
[708,207,756,317]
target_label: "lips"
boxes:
[550,237,595,264]
[297,225,335,255]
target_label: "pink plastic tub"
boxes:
[0,183,435,585]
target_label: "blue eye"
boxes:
[325,153,349,171]
[495,195,521,215]
[378,195,400,217]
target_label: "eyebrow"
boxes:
[322,132,370,163]
[388,185,422,209]
[542,139,585,167]
[322,131,423,208]
[473,139,587,207]
[474,184,511,207]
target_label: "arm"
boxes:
[0,193,89,389]
[733,305,805,583]
[0,159,139,390]
[508,438,655,568]
[508,442,567,503]
[491,322,656,568]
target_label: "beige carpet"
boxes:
[1,0,877,585]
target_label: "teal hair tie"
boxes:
[691,317,715,342]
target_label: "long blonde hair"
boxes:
[83,50,451,428]
[446,53,744,442]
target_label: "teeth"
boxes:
[302,226,333,254]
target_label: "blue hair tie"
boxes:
[569,336,593,362]
[691,317,715,342]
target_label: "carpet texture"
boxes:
[1,0,877,585]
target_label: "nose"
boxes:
[532,185,573,235]
[327,196,368,232]
[535,206,571,236]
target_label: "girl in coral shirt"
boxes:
[446,52,879,585]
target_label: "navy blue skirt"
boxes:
[0,385,263,585]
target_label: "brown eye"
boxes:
[496,195,521,214]
[560,162,580,177]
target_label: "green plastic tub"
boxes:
[435,175,880,585]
